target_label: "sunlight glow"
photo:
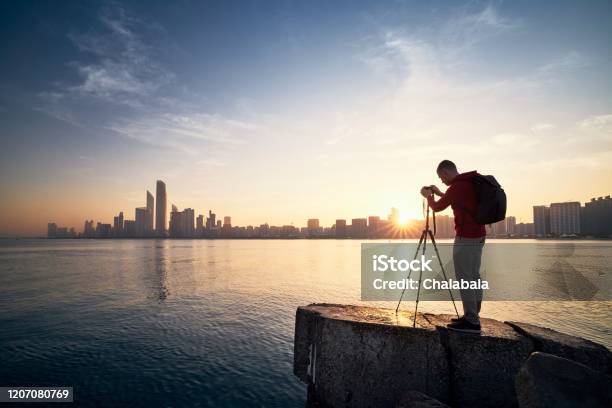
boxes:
[397,214,410,226]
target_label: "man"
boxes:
[420,160,485,334]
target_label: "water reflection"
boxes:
[532,243,600,300]
[151,241,170,301]
[0,239,610,408]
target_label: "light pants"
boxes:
[453,236,485,325]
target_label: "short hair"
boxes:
[437,160,457,172]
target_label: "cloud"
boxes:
[358,5,584,95]
[108,112,261,154]
[197,159,226,167]
[536,51,588,76]
[577,113,612,132]
[530,151,612,171]
[36,92,83,126]
[37,4,264,155]
[316,3,603,179]
[492,132,542,149]
[65,6,174,107]
[531,123,554,132]
[441,3,520,50]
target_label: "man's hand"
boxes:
[420,186,433,198]
[430,185,443,196]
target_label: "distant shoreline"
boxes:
[3,236,612,241]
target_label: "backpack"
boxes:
[471,174,506,224]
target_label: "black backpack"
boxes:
[471,174,506,224]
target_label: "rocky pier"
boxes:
[293,304,612,408]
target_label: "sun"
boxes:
[397,214,410,226]
[397,205,423,225]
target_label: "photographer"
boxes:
[420,160,486,334]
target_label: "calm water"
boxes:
[0,239,610,407]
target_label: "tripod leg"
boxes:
[395,230,426,313]
[427,230,460,318]
[413,230,429,327]
[413,266,424,327]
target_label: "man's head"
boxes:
[436,160,459,186]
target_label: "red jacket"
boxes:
[427,171,486,238]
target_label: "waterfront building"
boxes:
[155,180,167,236]
[550,202,581,236]
[533,205,550,237]
[581,195,612,237]
[335,219,347,238]
[146,191,154,235]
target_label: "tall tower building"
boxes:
[113,211,124,237]
[582,195,612,237]
[351,218,368,239]
[506,216,516,235]
[335,219,347,238]
[155,180,167,236]
[367,216,380,238]
[206,210,216,229]
[135,207,146,237]
[196,214,204,235]
[146,190,154,235]
[533,205,550,237]
[550,202,581,236]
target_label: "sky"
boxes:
[0,0,611,236]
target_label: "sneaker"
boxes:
[447,319,481,334]
[451,316,464,323]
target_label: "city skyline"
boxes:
[1,1,612,236]
[44,178,611,239]
[7,179,611,237]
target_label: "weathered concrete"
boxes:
[427,314,533,408]
[395,391,450,408]
[295,304,450,407]
[516,352,612,408]
[294,304,612,408]
[506,321,611,374]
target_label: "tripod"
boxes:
[395,201,459,327]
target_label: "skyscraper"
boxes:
[155,180,167,236]
[123,220,136,237]
[206,210,216,230]
[184,208,195,237]
[493,219,507,236]
[550,202,581,236]
[582,195,612,237]
[113,211,124,237]
[307,218,319,237]
[435,215,454,239]
[506,216,516,236]
[135,207,146,237]
[83,220,95,238]
[533,205,550,237]
[196,214,204,235]
[367,216,380,238]
[146,190,154,236]
[48,223,57,238]
[169,206,195,238]
[351,218,368,238]
[335,219,347,238]
[169,205,181,237]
